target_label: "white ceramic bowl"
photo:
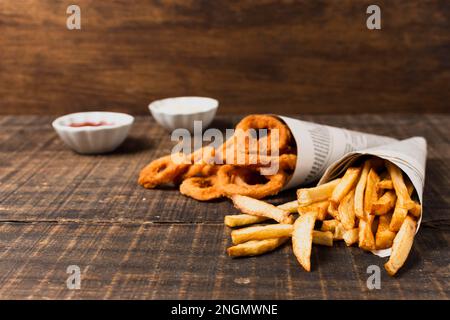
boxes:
[148,96,218,133]
[52,112,134,154]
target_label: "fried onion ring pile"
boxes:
[138,114,297,201]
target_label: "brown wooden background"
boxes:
[0,0,449,115]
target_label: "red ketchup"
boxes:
[68,121,112,127]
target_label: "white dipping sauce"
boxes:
[152,97,218,115]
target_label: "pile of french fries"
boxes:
[225,158,422,276]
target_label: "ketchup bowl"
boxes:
[52,112,134,154]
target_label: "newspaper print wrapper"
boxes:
[277,116,397,189]
[317,136,427,257]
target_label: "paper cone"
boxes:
[317,137,427,257]
[278,116,398,189]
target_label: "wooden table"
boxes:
[0,114,448,299]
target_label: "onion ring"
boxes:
[274,153,297,171]
[179,163,220,181]
[235,115,291,152]
[138,155,189,188]
[217,165,287,199]
[179,175,223,201]
[213,115,293,166]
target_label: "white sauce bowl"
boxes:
[149,96,218,133]
[52,112,134,154]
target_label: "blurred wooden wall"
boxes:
[0,0,448,115]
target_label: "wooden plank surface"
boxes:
[0,222,448,300]
[0,0,449,115]
[0,114,449,299]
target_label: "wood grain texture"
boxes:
[0,1,449,115]
[0,114,449,299]
[0,222,448,299]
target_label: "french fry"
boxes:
[231,224,293,245]
[297,200,329,221]
[409,201,422,218]
[364,169,380,217]
[327,202,340,220]
[354,160,372,219]
[375,213,396,249]
[277,200,298,213]
[321,219,338,232]
[389,204,408,232]
[385,216,417,276]
[297,178,341,206]
[230,222,334,246]
[343,228,359,246]
[225,200,303,228]
[377,179,393,190]
[227,238,289,257]
[358,215,376,251]
[232,195,293,224]
[386,161,414,210]
[230,223,333,250]
[371,190,397,215]
[330,167,361,204]
[389,180,415,232]
[312,231,333,247]
[338,190,356,229]
[333,223,346,240]
[292,212,317,272]
[224,214,269,227]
